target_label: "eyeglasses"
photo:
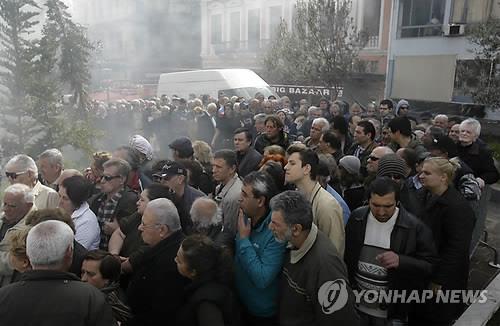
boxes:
[367,156,380,161]
[140,221,162,229]
[5,171,27,179]
[101,175,121,182]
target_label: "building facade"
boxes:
[72,0,201,86]
[201,0,391,76]
[385,0,500,103]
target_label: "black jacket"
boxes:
[457,141,499,184]
[0,270,115,326]
[344,206,437,320]
[237,148,262,178]
[415,187,474,290]
[176,278,240,326]
[127,230,189,326]
[254,132,290,154]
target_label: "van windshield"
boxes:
[219,87,277,99]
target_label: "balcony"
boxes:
[364,35,379,49]
[211,39,271,56]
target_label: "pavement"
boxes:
[461,185,500,325]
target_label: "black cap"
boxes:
[153,160,187,178]
[429,135,457,157]
[169,137,193,158]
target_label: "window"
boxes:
[211,14,222,45]
[363,0,381,47]
[248,9,261,50]
[269,6,282,38]
[450,0,500,23]
[399,0,446,38]
[230,12,240,48]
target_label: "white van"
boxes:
[156,69,277,99]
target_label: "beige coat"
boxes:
[32,181,59,209]
[309,182,345,257]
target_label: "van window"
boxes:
[219,87,275,99]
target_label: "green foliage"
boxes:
[467,19,500,110]
[262,0,364,99]
[0,0,98,158]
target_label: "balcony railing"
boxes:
[211,39,271,55]
[364,35,379,49]
[400,24,443,38]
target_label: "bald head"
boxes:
[190,197,220,230]
[56,169,83,187]
[366,146,394,174]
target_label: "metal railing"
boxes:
[400,24,443,38]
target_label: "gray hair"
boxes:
[434,114,448,121]
[4,183,34,203]
[254,113,267,123]
[6,154,38,176]
[308,106,321,115]
[38,148,63,167]
[103,158,131,178]
[190,197,220,227]
[312,117,330,132]
[146,198,181,232]
[242,171,277,206]
[374,146,395,156]
[26,220,74,269]
[460,118,481,138]
[270,190,313,230]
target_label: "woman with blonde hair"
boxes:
[192,140,213,173]
[7,227,32,276]
[414,157,475,325]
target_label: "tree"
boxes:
[262,0,365,99]
[466,19,500,110]
[0,0,40,151]
[0,0,98,157]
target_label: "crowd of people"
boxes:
[0,93,498,326]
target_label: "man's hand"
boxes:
[476,177,485,189]
[237,209,251,239]
[376,251,399,269]
[104,220,119,235]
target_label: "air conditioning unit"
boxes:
[443,24,466,36]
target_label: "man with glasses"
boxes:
[344,177,436,325]
[152,160,204,233]
[89,158,138,250]
[4,154,59,209]
[127,198,187,326]
[0,184,35,287]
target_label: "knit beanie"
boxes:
[377,153,407,178]
[339,155,361,175]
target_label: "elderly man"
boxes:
[190,197,228,244]
[127,198,187,326]
[433,114,449,130]
[37,148,64,190]
[269,191,359,325]
[89,158,138,250]
[305,117,329,151]
[457,118,499,187]
[0,220,115,325]
[5,154,59,209]
[300,106,323,138]
[0,184,36,286]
